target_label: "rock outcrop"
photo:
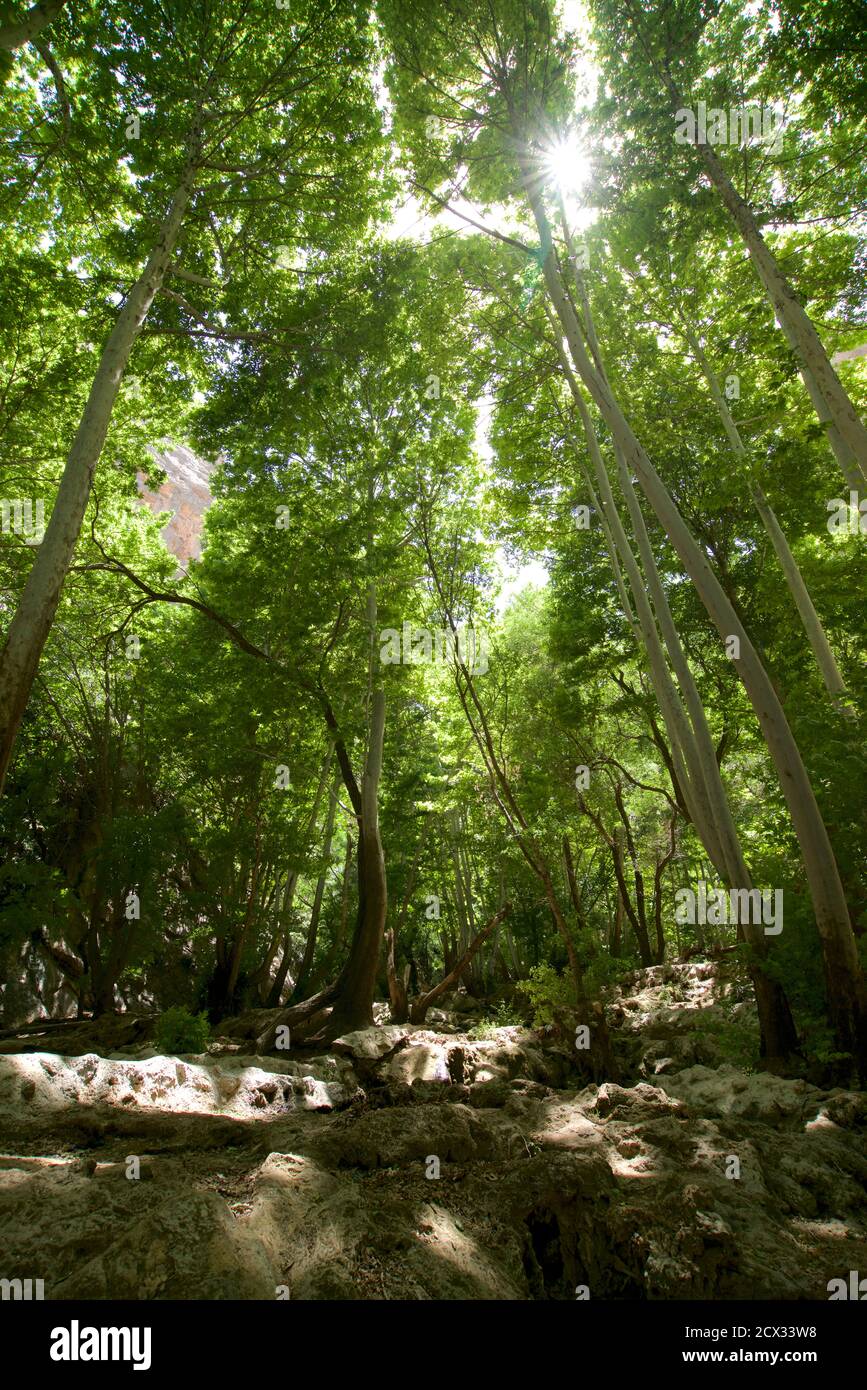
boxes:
[0,964,864,1300]
[137,444,214,567]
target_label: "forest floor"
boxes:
[1,962,865,1300]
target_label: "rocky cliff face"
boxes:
[136,445,214,567]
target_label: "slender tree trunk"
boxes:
[653,813,678,964]
[0,141,200,792]
[543,873,616,1078]
[224,830,261,1008]
[557,355,726,877]
[265,748,334,1007]
[682,321,853,715]
[562,836,588,932]
[384,844,422,1022]
[264,872,300,1008]
[581,794,653,966]
[610,842,624,958]
[691,139,867,486]
[423,520,618,1075]
[614,445,752,887]
[552,258,757,892]
[525,178,864,1068]
[613,783,653,965]
[319,828,353,983]
[540,191,801,1053]
[290,767,340,1003]
[385,927,410,1023]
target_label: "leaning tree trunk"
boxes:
[553,256,767,896]
[750,485,853,714]
[555,282,799,1063]
[692,139,867,487]
[525,175,866,1070]
[560,367,727,880]
[409,903,512,1024]
[0,138,200,793]
[681,320,853,715]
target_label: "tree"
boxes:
[0,0,383,790]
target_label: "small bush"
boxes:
[583,953,633,996]
[516,964,576,1029]
[656,982,680,1005]
[154,1006,210,1055]
[692,1010,759,1071]
[467,1000,524,1038]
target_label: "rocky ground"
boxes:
[0,962,865,1300]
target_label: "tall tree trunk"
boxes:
[555,355,726,878]
[0,140,200,792]
[290,766,340,1003]
[692,140,867,486]
[681,320,853,715]
[319,687,387,1038]
[552,253,758,892]
[525,178,865,1069]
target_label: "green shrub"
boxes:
[154,1006,211,1055]
[516,964,576,1029]
[692,1011,759,1070]
[583,953,633,997]
[467,1000,524,1038]
[656,981,680,1005]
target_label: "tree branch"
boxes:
[0,0,67,52]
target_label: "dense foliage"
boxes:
[1,0,865,1081]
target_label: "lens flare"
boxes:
[541,131,591,194]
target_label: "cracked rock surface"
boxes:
[0,963,864,1299]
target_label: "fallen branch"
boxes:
[254,979,342,1053]
[408,902,511,1024]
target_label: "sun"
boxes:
[541,131,591,195]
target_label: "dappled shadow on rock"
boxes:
[0,970,864,1300]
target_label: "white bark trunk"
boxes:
[522,174,865,1053]
[553,254,756,894]
[0,150,199,790]
[696,141,867,486]
[556,340,721,869]
[683,323,853,715]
